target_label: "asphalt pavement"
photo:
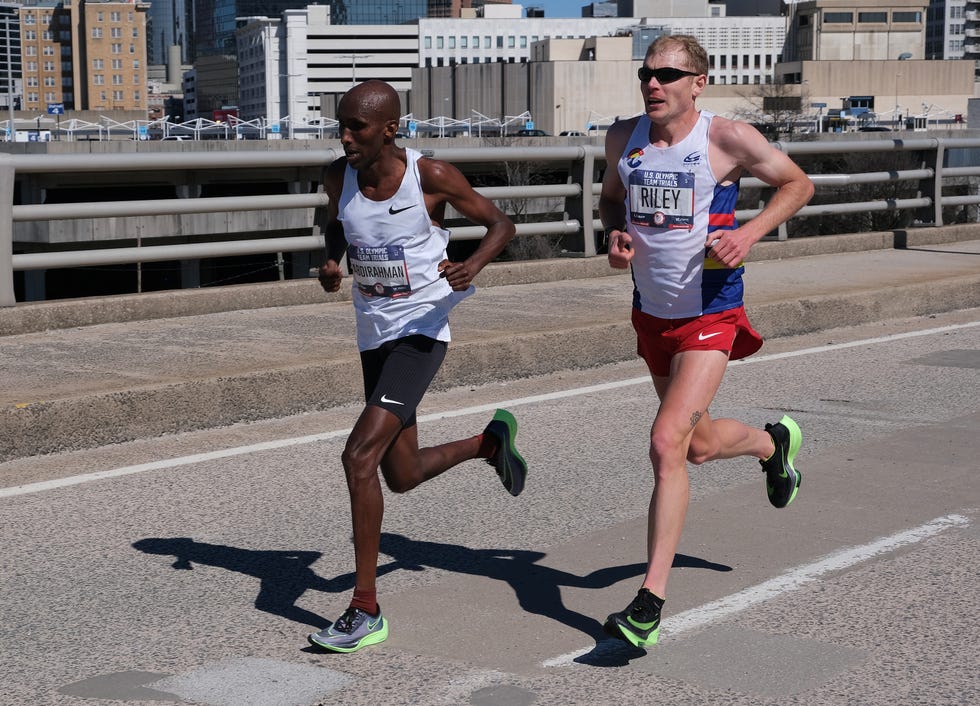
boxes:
[1,226,979,463]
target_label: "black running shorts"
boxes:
[360,335,448,426]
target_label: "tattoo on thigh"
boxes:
[690,410,703,428]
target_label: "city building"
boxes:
[926,0,967,59]
[0,3,22,115]
[966,0,980,76]
[144,0,189,65]
[73,0,149,112]
[785,0,928,61]
[328,0,426,24]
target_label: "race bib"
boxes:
[348,244,412,298]
[628,170,695,230]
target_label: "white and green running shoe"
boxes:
[483,408,528,497]
[308,607,388,653]
[761,415,802,508]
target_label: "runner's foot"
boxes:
[603,588,664,648]
[483,408,528,496]
[308,606,388,653]
[761,415,802,508]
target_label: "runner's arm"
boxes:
[420,158,516,291]
[598,119,635,269]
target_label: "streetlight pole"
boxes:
[338,53,373,89]
[894,72,901,129]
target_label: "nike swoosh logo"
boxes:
[388,204,417,215]
[698,331,723,341]
[366,617,383,630]
[380,394,405,405]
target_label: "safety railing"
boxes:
[2,136,980,307]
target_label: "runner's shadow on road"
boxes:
[377,532,731,648]
[133,537,366,630]
[132,534,730,652]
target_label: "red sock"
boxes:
[350,587,378,615]
[476,432,498,459]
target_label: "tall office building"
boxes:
[0,3,21,113]
[328,0,427,24]
[193,0,312,59]
[145,0,190,65]
[926,0,968,59]
[74,0,149,111]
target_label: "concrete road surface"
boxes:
[1,308,978,705]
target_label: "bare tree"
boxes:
[733,80,812,140]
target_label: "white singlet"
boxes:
[617,111,744,319]
[339,148,473,351]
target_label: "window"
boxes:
[44,76,55,87]
[520,36,527,48]
[25,30,36,40]
[111,59,122,69]
[112,74,122,85]
[893,12,921,23]
[113,90,123,101]
[93,74,104,85]
[110,11,120,21]
[508,36,515,48]
[24,14,35,25]
[132,27,139,38]
[111,27,122,38]
[91,27,102,38]
[449,36,455,49]
[461,36,467,48]
[496,36,503,48]
[42,31,52,40]
[111,43,122,54]
[858,12,887,23]
[25,46,36,56]
[484,35,491,48]
[824,12,853,23]
[26,76,38,87]
[43,46,55,56]
[134,91,140,102]
[436,36,443,49]
[424,36,431,49]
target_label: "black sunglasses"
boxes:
[637,66,700,84]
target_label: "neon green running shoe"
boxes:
[603,588,664,649]
[308,607,388,653]
[761,414,802,508]
[483,408,528,497]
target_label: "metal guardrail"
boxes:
[2,137,980,307]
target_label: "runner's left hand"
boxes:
[438,259,475,291]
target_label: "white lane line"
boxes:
[2,320,977,499]
[541,513,971,668]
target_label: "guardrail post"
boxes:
[566,147,596,256]
[0,153,14,307]
[921,141,945,227]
